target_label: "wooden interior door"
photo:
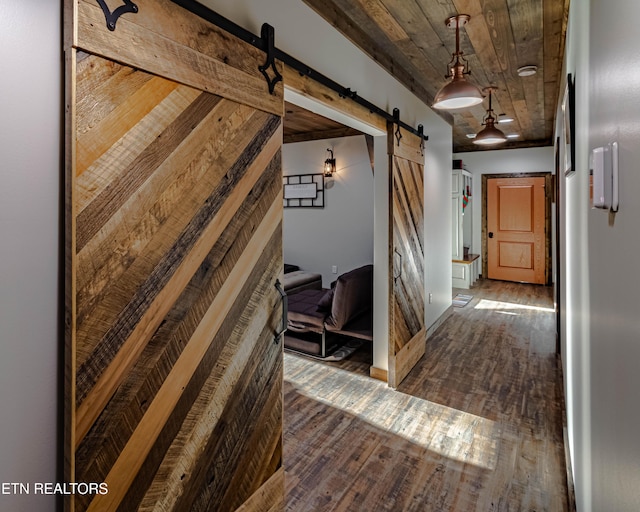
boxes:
[487,176,546,284]
[64,1,284,510]
[388,125,426,388]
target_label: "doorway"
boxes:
[482,173,553,285]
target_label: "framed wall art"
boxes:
[283,173,325,208]
[562,73,576,177]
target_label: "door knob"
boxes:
[488,232,494,238]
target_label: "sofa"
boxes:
[285,264,373,357]
[282,264,322,295]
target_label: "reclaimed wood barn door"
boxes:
[64,1,284,510]
[388,124,426,388]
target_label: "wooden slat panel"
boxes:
[235,469,285,512]
[65,3,284,510]
[388,125,425,388]
[369,365,388,382]
[63,46,78,504]
[389,327,427,389]
[73,80,283,442]
[388,124,425,165]
[70,0,283,116]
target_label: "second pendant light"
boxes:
[473,87,507,146]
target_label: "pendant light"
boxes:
[432,15,484,110]
[473,87,507,146]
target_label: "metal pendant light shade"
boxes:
[474,88,507,145]
[433,75,484,110]
[473,122,507,145]
[432,15,483,110]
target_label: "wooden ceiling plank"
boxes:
[302,0,435,104]
[507,0,544,67]
[512,98,533,135]
[507,0,546,141]
[284,127,362,144]
[543,0,570,136]
[543,0,570,88]
[301,0,569,151]
[335,0,447,95]
[461,0,533,143]
[380,0,454,67]
[522,75,546,140]
[392,40,449,92]
[352,0,411,42]
[285,102,346,133]
[543,81,558,136]
[450,0,502,74]
[414,0,477,57]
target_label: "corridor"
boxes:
[284,279,569,511]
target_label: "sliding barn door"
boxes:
[388,124,426,388]
[64,1,284,511]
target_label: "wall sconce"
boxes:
[432,15,484,110]
[324,148,336,177]
[473,87,507,146]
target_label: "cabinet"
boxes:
[452,169,479,288]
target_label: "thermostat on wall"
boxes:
[590,142,619,212]
[611,142,619,212]
[590,146,611,209]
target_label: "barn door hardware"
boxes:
[258,24,283,95]
[274,279,288,344]
[393,248,403,283]
[393,108,403,146]
[171,0,429,141]
[418,125,425,155]
[95,0,138,31]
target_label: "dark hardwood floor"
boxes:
[283,279,569,511]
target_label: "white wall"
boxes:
[565,0,640,510]
[561,5,593,510]
[0,1,60,511]
[283,136,373,287]
[452,147,554,270]
[203,0,453,372]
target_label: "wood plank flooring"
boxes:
[283,279,569,511]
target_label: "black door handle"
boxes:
[274,279,288,344]
[488,232,494,238]
[393,248,403,282]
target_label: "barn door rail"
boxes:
[170,0,428,142]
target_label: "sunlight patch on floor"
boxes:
[284,353,499,470]
[474,298,555,313]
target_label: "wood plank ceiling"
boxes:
[300,0,570,152]
[284,101,362,143]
